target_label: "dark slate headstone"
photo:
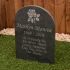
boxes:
[15,6,55,63]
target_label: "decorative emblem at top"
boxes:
[27,9,40,23]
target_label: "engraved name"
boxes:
[16,23,52,32]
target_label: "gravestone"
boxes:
[15,6,55,63]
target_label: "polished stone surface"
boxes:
[15,6,55,63]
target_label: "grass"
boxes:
[0,35,70,70]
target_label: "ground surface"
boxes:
[0,28,70,42]
[0,35,70,70]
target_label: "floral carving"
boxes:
[27,9,40,23]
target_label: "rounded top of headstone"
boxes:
[16,5,54,20]
[16,5,55,29]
